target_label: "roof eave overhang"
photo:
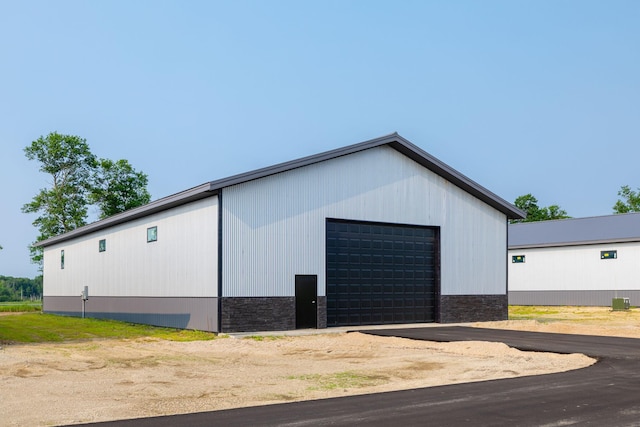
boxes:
[35,183,218,247]
[509,237,640,250]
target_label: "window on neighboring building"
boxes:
[512,255,525,263]
[61,250,65,269]
[601,250,617,260]
[147,226,158,243]
[99,239,106,252]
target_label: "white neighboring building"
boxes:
[509,213,640,306]
[37,133,524,332]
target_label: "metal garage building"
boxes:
[37,133,524,332]
[509,213,640,306]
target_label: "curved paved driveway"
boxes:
[83,327,640,427]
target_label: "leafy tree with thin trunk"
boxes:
[613,185,640,214]
[90,158,151,219]
[511,193,570,223]
[23,132,151,268]
[22,132,97,265]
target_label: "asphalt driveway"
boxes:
[81,327,640,426]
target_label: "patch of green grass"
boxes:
[509,305,565,321]
[243,335,285,341]
[0,302,42,312]
[0,313,217,344]
[507,305,639,324]
[288,371,387,390]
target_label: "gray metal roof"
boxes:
[36,133,524,247]
[509,212,640,249]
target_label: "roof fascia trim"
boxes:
[206,133,524,219]
[509,237,640,250]
[35,183,217,247]
[388,137,524,219]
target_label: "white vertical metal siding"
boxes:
[222,146,506,297]
[43,196,218,297]
[509,242,640,292]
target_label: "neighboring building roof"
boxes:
[509,212,640,249]
[36,133,524,247]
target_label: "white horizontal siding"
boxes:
[509,242,640,292]
[222,145,506,297]
[43,196,218,297]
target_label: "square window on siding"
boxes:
[601,250,617,260]
[512,255,525,263]
[99,239,106,252]
[147,226,158,243]
[61,250,65,269]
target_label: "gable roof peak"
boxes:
[36,133,523,247]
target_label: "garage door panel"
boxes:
[327,219,438,327]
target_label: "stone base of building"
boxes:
[220,297,295,332]
[220,296,328,332]
[439,294,508,323]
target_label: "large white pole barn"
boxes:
[38,134,524,332]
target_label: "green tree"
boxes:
[90,158,151,219]
[512,193,570,223]
[613,185,640,214]
[22,132,152,267]
[22,132,97,265]
[545,204,570,220]
[0,283,16,302]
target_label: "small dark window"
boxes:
[147,226,158,243]
[61,250,65,269]
[99,239,106,252]
[512,255,525,263]
[601,250,617,260]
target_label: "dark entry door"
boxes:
[295,275,317,329]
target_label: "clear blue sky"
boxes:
[1,1,639,279]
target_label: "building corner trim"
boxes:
[217,190,223,333]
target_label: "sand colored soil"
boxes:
[473,306,640,338]
[3,306,637,426]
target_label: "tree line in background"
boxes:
[22,132,151,267]
[512,186,640,223]
[0,275,42,302]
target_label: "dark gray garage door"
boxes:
[326,219,438,327]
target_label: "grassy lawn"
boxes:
[4,306,635,346]
[0,313,217,344]
[0,301,42,312]
[508,305,640,324]
[509,305,564,321]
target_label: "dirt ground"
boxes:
[2,307,637,427]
